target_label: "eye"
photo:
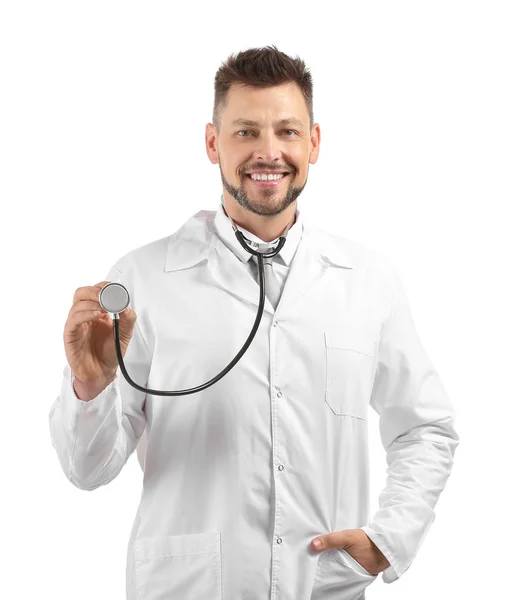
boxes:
[237,129,297,137]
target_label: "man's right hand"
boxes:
[63,282,137,398]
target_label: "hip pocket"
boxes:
[311,548,377,600]
[135,531,222,600]
[337,548,377,577]
[324,329,378,419]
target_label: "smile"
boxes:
[245,173,290,188]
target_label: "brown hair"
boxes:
[212,44,314,134]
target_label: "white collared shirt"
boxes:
[49,198,459,599]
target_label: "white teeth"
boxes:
[250,173,285,181]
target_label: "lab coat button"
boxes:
[278,464,284,471]
[277,391,282,398]
[277,537,282,544]
[273,321,278,327]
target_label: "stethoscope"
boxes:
[98,198,297,396]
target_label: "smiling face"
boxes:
[206,82,320,217]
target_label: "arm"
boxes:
[48,263,152,491]
[361,261,460,583]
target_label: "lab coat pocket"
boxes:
[324,329,377,419]
[134,531,222,600]
[311,548,377,600]
[337,548,378,577]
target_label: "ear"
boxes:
[205,123,219,165]
[309,123,321,165]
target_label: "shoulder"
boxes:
[304,221,393,274]
[111,209,215,275]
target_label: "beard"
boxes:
[219,159,307,217]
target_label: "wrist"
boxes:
[73,372,116,401]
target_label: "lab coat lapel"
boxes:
[207,229,332,315]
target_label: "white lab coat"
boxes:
[49,201,459,600]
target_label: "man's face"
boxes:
[206,82,320,217]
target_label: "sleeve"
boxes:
[48,263,152,491]
[360,261,460,583]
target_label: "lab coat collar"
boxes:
[164,198,355,315]
[164,200,355,273]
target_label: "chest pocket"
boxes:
[324,329,378,419]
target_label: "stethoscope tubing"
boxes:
[112,204,293,396]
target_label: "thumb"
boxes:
[118,306,137,329]
[311,530,352,552]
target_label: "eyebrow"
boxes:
[231,118,305,128]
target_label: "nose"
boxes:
[254,131,283,163]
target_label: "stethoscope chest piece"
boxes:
[99,282,130,315]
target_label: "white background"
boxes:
[1,1,508,598]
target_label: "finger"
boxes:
[73,282,111,305]
[71,300,104,314]
[67,300,108,326]
[312,530,353,551]
[68,309,106,328]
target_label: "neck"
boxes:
[222,195,297,243]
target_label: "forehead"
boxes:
[223,82,308,122]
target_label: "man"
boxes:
[49,45,460,600]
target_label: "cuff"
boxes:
[70,369,117,404]
[360,525,400,583]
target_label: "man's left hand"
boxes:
[311,529,391,576]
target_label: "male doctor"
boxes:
[49,45,460,600]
